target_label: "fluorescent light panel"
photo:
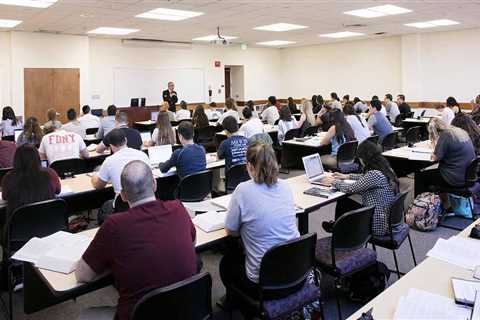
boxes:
[405,19,459,28]
[88,27,139,35]
[0,19,22,28]
[256,40,296,46]
[0,0,57,8]
[254,23,308,32]
[345,4,411,18]
[192,35,237,41]
[319,31,364,38]
[136,8,204,21]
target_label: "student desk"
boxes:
[281,134,332,170]
[133,120,156,132]
[347,219,479,320]
[382,141,435,177]
[402,117,431,140]
[215,124,279,146]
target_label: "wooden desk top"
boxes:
[347,220,478,320]
[382,141,434,161]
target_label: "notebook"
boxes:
[451,277,480,307]
[193,211,227,233]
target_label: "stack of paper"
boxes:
[59,186,74,196]
[86,144,97,152]
[393,288,471,319]
[427,236,480,270]
[183,200,227,213]
[451,277,480,306]
[408,151,432,161]
[304,137,322,147]
[211,195,232,210]
[12,231,92,274]
[193,211,227,232]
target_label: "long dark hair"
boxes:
[192,105,209,128]
[451,113,480,153]
[343,103,365,128]
[23,117,43,145]
[155,112,175,145]
[2,106,17,126]
[279,106,293,122]
[357,141,399,193]
[331,109,355,143]
[3,145,53,213]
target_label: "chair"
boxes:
[302,126,319,137]
[393,114,403,127]
[85,127,99,135]
[370,191,417,279]
[336,140,358,173]
[405,126,421,146]
[194,126,217,153]
[2,199,68,320]
[225,164,250,193]
[131,272,212,320]
[279,128,302,174]
[49,158,87,179]
[1,136,14,142]
[0,167,12,185]
[315,206,376,319]
[174,170,213,202]
[365,135,379,144]
[230,233,324,320]
[283,128,301,142]
[113,194,130,213]
[381,132,397,151]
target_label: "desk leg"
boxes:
[297,213,309,235]
[24,263,59,314]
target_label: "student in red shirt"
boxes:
[0,140,16,168]
[76,160,197,320]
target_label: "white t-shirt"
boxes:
[278,118,298,144]
[331,100,342,110]
[261,106,280,125]
[205,109,220,120]
[39,130,87,164]
[440,107,455,125]
[346,115,370,142]
[175,109,191,121]
[97,147,150,193]
[1,119,23,137]
[78,113,100,129]
[218,109,240,124]
[63,121,86,139]
[239,118,264,138]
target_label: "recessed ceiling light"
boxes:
[87,27,139,36]
[0,19,22,28]
[254,23,308,32]
[319,31,365,38]
[136,8,204,21]
[345,4,411,18]
[256,40,296,46]
[0,0,57,8]
[192,35,238,41]
[405,19,460,28]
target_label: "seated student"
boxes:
[43,108,62,134]
[2,144,60,215]
[261,96,280,125]
[38,123,89,164]
[384,93,400,123]
[353,97,369,114]
[371,95,387,115]
[239,107,264,139]
[0,140,16,168]
[277,106,298,145]
[150,111,176,146]
[96,112,142,153]
[316,100,334,131]
[220,142,299,306]
[17,117,43,147]
[205,102,221,120]
[218,116,249,171]
[321,141,398,236]
[245,100,259,118]
[297,99,316,135]
[341,94,350,107]
[451,112,480,154]
[330,92,342,110]
[415,118,476,210]
[192,105,210,129]
[367,99,393,143]
[217,98,240,125]
[311,95,318,113]
[76,160,197,320]
[175,100,191,121]
[313,94,324,114]
[344,102,370,143]
[287,97,298,114]
[470,94,480,124]
[447,96,461,114]
[160,121,206,178]
[435,104,455,125]
[96,104,117,139]
[319,109,356,170]
[396,94,411,116]
[1,106,22,138]
[91,129,150,224]
[78,105,100,129]
[62,108,86,139]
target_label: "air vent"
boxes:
[343,23,367,28]
[122,38,192,49]
[374,32,387,35]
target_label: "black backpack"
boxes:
[346,262,390,303]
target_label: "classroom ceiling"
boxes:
[1,0,479,47]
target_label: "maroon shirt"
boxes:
[0,141,16,168]
[82,200,197,320]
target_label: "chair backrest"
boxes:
[365,135,379,144]
[175,170,213,202]
[284,128,302,141]
[465,156,480,187]
[1,135,14,142]
[259,233,317,290]
[7,199,68,253]
[381,132,397,151]
[303,125,319,137]
[113,194,130,213]
[85,127,99,135]
[194,126,216,144]
[132,272,212,320]
[225,164,250,193]
[388,191,409,228]
[0,167,12,185]
[49,158,87,179]
[337,140,358,164]
[332,206,374,251]
[274,119,280,126]
[405,126,421,145]
[394,114,403,127]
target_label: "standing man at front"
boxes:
[163,81,178,113]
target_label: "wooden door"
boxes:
[224,67,231,100]
[24,68,80,123]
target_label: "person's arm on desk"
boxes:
[159,149,179,173]
[95,141,108,154]
[320,126,335,146]
[224,190,241,238]
[91,162,109,189]
[76,259,97,283]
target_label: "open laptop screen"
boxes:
[302,154,324,180]
[151,111,159,121]
[148,145,173,167]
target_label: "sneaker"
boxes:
[322,220,334,233]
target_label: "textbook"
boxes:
[12,231,92,274]
[193,211,227,233]
[451,277,480,307]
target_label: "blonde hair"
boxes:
[301,99,316,125]
[161,101,170,112]
[428,117,470,144]
[225,98,237,111]
[246,141,278,187]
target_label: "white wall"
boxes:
[0,32,11,107]
[229,65,245,101]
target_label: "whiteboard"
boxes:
[113,67,206,106]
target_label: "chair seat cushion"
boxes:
[371,223,410,249]
[315,237,376,275]
[263,282,320,320]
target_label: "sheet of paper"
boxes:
[183,200,227,213]
[12,237,56,263]
[211,195,232,210]
[59,186,74,196]
[427,236,480,270]
[193,211,227,233]
[148,145,173,166]
[408,152,432,161]
[36,238,91,274]
[451,278,480,305]
[86,144,97,152]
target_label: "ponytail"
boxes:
[246,141,278,187]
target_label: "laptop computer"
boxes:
[302,153,330,186]
[140,132,152,144]
[148,145,173,168]
[14,129,22,143]
[151,111,159,122]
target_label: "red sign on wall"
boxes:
[214,61,221,68]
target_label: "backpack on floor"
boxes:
[346,262,390,303]
[405,192,442,231]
